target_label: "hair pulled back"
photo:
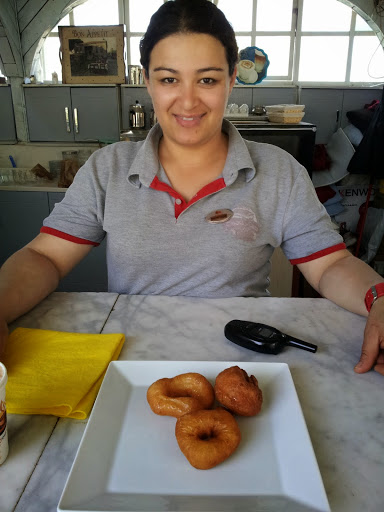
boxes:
[140,0,238,76]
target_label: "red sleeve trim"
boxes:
[40,226,100,246]
[289,242,346,265]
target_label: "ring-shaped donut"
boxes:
[147,372,215,418]
[175,408,241,469]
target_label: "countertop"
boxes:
[1,292,383,511]
[0,181,67,192]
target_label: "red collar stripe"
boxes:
[150,176,226,218]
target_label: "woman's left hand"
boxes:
[355,298,384,375]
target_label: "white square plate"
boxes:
[58,361,330,512]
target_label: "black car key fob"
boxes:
[224,320,317,355]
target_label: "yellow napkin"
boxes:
[2,327,125,419]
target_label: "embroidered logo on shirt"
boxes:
[205,209,234,224]
[223,207,259,241]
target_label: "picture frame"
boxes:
[59,25,125,84]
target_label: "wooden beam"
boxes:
[0,51,4,76]
[0,37,14,63]
[10,77,29,141]
[0,0,24,77]
[21,0,87,75]
[19,0,50,33]
[17,0,30,12]
[0,1,27,141]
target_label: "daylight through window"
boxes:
[37,0,384,85]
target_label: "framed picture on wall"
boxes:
[59,25,125,84]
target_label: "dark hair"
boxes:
[140,0,238,76]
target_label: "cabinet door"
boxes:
[25,87,74,142]
[48,192,108,292]
[0,86,17,142]
[0,191,49,265]
[299,88,343,144]
[70,87,120,143]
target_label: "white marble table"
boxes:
[1,292,383,512]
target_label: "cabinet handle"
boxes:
[65,107,71,133]
[73,108,79,134]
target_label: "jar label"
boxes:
[0,399,8,464]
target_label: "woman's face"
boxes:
[145,33,236,149]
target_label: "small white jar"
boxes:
[0,362,9,465]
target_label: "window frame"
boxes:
[293,0,382,86]
[217,0,298,81]
[39,0,384,87]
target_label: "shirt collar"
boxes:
[221,119,256,184]
[127,124,162,188]
[127,119,256,188]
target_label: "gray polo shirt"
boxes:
[42,120,344,297]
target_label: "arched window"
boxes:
[39,0,384,85]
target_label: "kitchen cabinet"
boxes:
[0,190,107,292]
[0,191,49,264]
[0,86,17,142]
[24,86,120,143]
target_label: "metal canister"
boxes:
[129,101,145,129]
[128,65,142,85]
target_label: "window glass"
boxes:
[74,0,119,25]
[298,36,349,81]
[130,36,142,66]
[355,14,372,32]
[236,36,252,53]
[217,0,253,31]
[255,36,290,76]
[256,0,293,31]
[53,14,70,32]
[129,0,163,32]
[350,36,384,82]
[42,37,62,81]
[301,0,351,31]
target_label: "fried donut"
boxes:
[147,372,215,418]
[175,408,241,469]
[214,366,263,416]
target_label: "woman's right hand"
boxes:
[0,317,8,359]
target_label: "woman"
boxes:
[0,0,383,375]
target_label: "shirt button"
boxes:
[175,198,182,205]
